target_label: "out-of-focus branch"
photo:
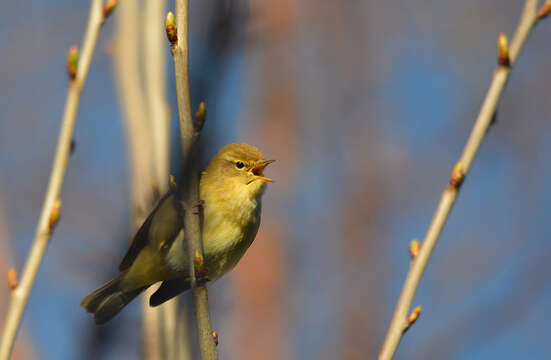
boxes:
[168,2,219,359]
[0,1,108,359]
[112,1,163,359]
[114,0,154,224]
[145,0,170,193]
[143,0,175,357]
[378,1,545,359]
[143,1,191,359]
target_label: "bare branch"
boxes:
[0,1,108,358]
[378,1,542,359]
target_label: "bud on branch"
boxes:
[48,199,62,231]
[165,12,177,46]
[404,306,422,333]
[194,249,206,278]
[169,175,178,192]
[66,46,79,80]
[7,269,17,291]
[497,33,510,67]
[103,0,118,19]
[449,161,465,188]
[537,0,551,19]
[194,101,206,132]
[409,239,420,259]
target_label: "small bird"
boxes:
[80,143,274,324]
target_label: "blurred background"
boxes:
[1,0,551,359]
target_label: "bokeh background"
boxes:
[1,0,551,359]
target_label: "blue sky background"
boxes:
[1,0,551,359]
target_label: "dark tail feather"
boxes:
[149,278,190,307]
[80,274,147,325]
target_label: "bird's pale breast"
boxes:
[201,189,262,280]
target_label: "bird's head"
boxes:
[200,143,274,202]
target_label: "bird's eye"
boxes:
[235,161,245,169]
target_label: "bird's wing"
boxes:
[119,192,183,271]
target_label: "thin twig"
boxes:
[0,1,106,359]
[378,1,542,359]
[170,1,219,359]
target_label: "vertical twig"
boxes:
[0,1,107,359]
[378,1,545,359]
[169,1,219,359]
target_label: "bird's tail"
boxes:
[80,274,146,325]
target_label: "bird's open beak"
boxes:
[249,160,275,183]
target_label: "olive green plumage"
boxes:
[80,143,274,324]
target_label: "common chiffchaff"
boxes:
[81,143,274,324]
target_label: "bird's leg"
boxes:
[196,275,209,285]
[192,199,204,215]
